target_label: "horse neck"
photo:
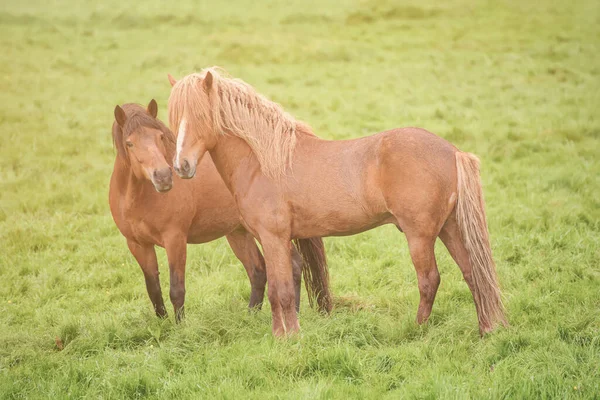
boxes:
[208,133,258,192]
[208,128,323,191]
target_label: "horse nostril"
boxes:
[153,169,172,183]
[182,159,190,173]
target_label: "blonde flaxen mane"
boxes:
[168,67,311,180]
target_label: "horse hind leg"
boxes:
[390,206,444,326]
[404,233,441,325]
[439,214,501,335]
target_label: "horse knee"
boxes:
[269,283,294,309]
[267,284,279,307]
[279,289,295,310]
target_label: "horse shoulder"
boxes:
[109,170,134,237]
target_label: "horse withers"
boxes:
[108,100,331,321]
[168,69,507,336]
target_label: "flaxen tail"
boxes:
[455,152,507,330]
[294,238,332,314]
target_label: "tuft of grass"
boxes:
[1,0,599,398]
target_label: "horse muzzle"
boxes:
[173,158,196,179]
[152,168,173,192]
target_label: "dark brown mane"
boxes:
[112,103,176,165]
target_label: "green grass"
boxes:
[1,0,599,398]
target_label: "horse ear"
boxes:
[114,105,127,127]
[168,74,177,87]
[203,71,213,91]
[147,99,158,118]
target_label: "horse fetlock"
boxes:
[249,284,265,310]
[154,304,168,318]
[174,305,185,323]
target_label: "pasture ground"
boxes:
[1,0,599,398]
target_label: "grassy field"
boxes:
[1,0,599,398]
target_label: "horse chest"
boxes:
[119,201,164,246]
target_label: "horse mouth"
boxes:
[154,182,173,193]
[178,171,195,179]
[174,167,196,179]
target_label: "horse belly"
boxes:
[289,153,389,238]
[186,226,230,244]
[316,213,394,237]
[291,199,392,238]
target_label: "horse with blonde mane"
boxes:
[167,68,507,336]
[109,101,331,322]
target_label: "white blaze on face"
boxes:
[175,118,187,168]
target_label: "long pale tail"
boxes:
[455,152,507,330]
[293,238,332,314]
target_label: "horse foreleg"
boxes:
[225,229,267,310]
[164,235,187,322]
[291,246,303,313]
[261,234,299,337]
[126,240,167,318]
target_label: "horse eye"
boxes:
[126,141,133,148]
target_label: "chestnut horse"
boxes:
[167,68,507,336]
[109,101,331,321]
